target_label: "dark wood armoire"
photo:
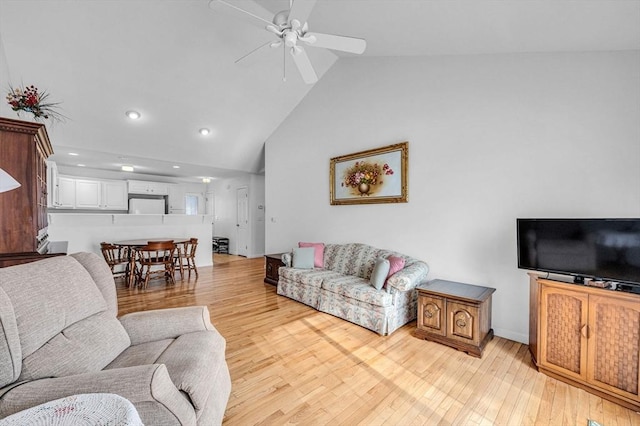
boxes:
[0,116,58,267]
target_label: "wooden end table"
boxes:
[415,279,496,358]
[264,253,286,285]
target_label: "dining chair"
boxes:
[136,241,176,288]
[100,242,133,283]
[174,238,199,279]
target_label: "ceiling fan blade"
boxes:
[234,41,272,64]
[304,32,366,54]
[288,0,317,25]
[210,0,275,27]
[290,47,318,84]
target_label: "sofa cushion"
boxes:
[298,242,325,268]
[322,275,393,307]
[156,331,227,412]
[279,268,342,289]
[0,287,21,387]
[106,339,175,369]
[19,311,131,381]
[323,243,379,279]
[292,247,315,269]
[71,252,120,317]
[370,258,390,290]
[0,256,108,358]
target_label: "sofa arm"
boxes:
[0,364,196,424]
[386,261,429,292]
[119,306,215,345]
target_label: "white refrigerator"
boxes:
[128,198,165,214]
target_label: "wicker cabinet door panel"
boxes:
[446,301,479,345]
[587,295,640,401]
[539,285,589,381]
[417,295,445,335]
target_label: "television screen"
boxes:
[517,219,640,285]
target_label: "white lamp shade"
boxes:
[0,168,21,193]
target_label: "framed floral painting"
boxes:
[330,141,408,205]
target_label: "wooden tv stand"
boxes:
[529,273,640,411]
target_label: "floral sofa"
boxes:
[277,243,429,335]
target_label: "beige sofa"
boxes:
[0,253,231,425]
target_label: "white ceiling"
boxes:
[0,0,638,182]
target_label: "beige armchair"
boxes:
[0,252,231,425]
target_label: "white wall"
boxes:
[265,50,640,343]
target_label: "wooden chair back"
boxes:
[175,238,199,279]
[100,242,130,279]
[136,241,176,288]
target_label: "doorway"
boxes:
[236,187,248,256]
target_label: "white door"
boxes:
[236,187,249,256]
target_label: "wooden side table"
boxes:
[415,279,496,358]
[264,253,285,285]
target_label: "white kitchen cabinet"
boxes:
[57,177,76,208]
[75,179,102,208]
[168,184,186,213]
[66,178,127,210]
[128,180,169,195]
[102,180,128,210]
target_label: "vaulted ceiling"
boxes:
[0,0,638,182]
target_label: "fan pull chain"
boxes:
[282,44,286,82]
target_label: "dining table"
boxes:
[112,238,190,288]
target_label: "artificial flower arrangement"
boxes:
[5,84,65,122]
[342,160,394,195]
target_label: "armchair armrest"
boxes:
[0,364,195,424]
[119,306,215,345]
[386,261,429,292]
[281,252,292,267]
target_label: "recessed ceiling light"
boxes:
[69,152,79,156]
[173,165,180,169]
[77,164,85,167]
[199,128,210,136]
[121,165,134,172]
[202,178,211,183]
[125,110,141,120]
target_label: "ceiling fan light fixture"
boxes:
[125,110,141,120]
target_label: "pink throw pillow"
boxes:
[386,255,405,282]
[298,242,325,268]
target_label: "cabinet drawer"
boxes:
[447,301,479,345]
[417,294,445,335]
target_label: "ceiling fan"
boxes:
[209,0,366,84]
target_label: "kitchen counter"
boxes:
[47,214,214,267]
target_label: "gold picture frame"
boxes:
[330,141,408,205]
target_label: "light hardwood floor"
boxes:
[116,255,640,425]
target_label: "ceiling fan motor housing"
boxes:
[273,10,289,27]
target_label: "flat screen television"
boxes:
[517,218,640,286]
